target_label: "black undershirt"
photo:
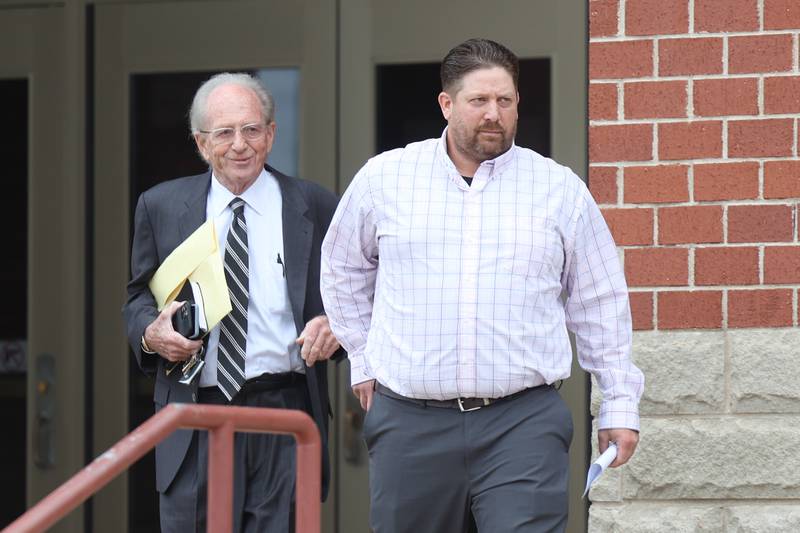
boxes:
[462,176,473,186]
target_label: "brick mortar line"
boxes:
[794,118,798,158]
[722,204,728,244]
[591,499,800,507]
[636,411,800,420]
[623,242,798,249]
[688,247,695,287]
[616,81,623,122]
[688,0,694,34]
[758,160,765,200]
[590,72,800,83]
[617,242,800,251]
[652,290,658,331]
[591,157,800,167]
[616,166,624,207]
[757,76,765,115]
[758,0,764,32]
[686,78,694,119]
[720,286,728,331]
[589,160,799,168]
[590,114,799,124]
[794,288,798,327]
[651,117,658,162]
[653,37,659,77]
[629,285,800,292]
[723,35,729,76]
[653,205,659,245]
[723,326,731,413]
[794,33,799,72]
[604,199,797,207]
[618,0,625,37]
[602,202,797,209]
[722,118,729,159]
[597,202,797,208]
[590,30,800,43]
[759,245,764,284]
[591,158,800,168]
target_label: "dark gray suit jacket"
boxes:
[122,166,339,498]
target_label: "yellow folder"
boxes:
[148,220,232,332]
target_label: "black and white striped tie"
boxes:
[217,197,249,400]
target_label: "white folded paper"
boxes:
[583,443,617,497]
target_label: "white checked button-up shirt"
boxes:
[321,129,644,430]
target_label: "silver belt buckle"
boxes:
[457,397,491,412]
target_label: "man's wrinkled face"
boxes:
[194,84,274,192]
[439,66,518,166]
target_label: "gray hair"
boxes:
[189,72,275,132]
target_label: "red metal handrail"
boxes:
[2,403,321,533]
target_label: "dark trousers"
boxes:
[159,376,309,533]
[364,385,573,533]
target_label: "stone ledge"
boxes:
[730,329,800,413]
[591,330,726,416]
[623,417,800,499]
[589,504,724,532]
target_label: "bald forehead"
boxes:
[204,84,264,126]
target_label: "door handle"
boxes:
[342,392,364,465]
[34,353,55,468]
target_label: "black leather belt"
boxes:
[199,372,305,403]
[376,382,549,412]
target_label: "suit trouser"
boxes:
[158,378,309,533]
[364,384,573,533]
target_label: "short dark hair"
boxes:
[440,38,519,94]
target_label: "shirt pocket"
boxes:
[496,214,561,280]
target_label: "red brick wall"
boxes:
[589,0,800,331]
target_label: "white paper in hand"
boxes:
[583,443,617,497]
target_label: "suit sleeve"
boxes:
[122,193,161,375]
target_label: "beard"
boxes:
[452,119,516,164]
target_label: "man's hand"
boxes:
[143,301,203,363]
[296,315,340,367]
[352,379,376,411]
[598,428,639,467]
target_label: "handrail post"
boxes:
[207,419,235,533]
[1,404,320,533]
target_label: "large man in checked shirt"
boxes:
[321,39,644,532]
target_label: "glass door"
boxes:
[337,1,589,531]
[0,4,88,532]
[92,1,336,531]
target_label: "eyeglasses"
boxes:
[198,123,267,145]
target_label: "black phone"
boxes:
[172,301,201,339]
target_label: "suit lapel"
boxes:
[272,167,313,333]
[178,171,212,241]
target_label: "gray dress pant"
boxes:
[364,384,572,533]
[158,382,309,533]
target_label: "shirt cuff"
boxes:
[597,399,640,431]
[141,335,157,355]
[348,352,373,386]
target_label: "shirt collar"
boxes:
[209,167,270,217]
[436,127,517,186]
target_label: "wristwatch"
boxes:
[141,335,157,355]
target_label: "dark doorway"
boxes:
[0,78,29,528]
[128,68,301,532]
[376,58,551,156]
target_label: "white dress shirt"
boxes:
[199,169,304,387]
[321,129,644,430]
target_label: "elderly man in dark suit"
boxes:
[123,72,340,533]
